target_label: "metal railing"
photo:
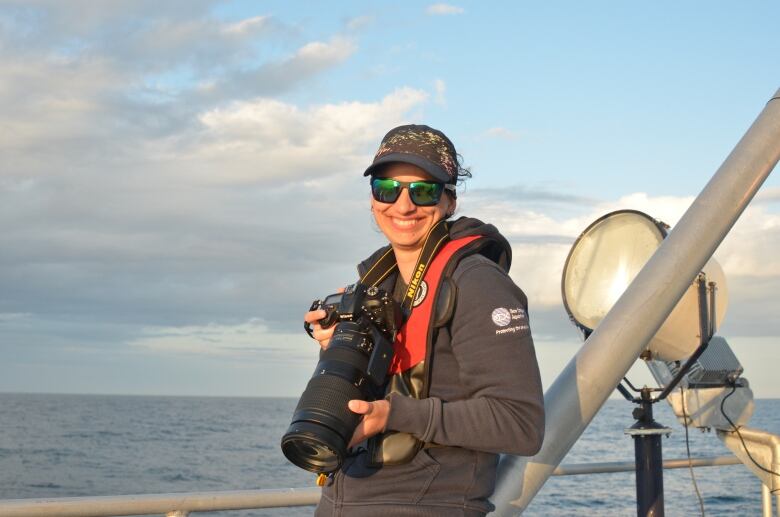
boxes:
[0,455,745,517]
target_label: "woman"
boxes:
[304,124,544,516]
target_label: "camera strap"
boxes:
[359,219,451,315]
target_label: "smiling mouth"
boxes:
[392,218,419,228]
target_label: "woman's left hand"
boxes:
[347,399,390,448]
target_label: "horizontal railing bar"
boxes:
[0,488,321,517]
[0,455,742,517]
[551,454,741,476]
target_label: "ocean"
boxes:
[0,393,777,516]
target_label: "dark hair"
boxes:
[454,152,472,187]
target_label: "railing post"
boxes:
[166,511,189,517]
[762,482,772,517]
[626,397,671,517]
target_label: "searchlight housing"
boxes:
[561,209,728,361]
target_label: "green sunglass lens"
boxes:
[372,178,401,203]
[409,182,443,205]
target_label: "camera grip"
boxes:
[304,299,322,338]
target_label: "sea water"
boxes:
[0,393,777,516]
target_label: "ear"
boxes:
[446,196,457,218]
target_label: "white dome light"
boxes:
[562,210,728,361]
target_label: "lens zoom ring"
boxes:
[321,345,370,367]
[294,375,363,430]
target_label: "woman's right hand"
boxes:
[305,287,346,350]
[304,309,337,350]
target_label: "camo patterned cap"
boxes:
[363,124,459,184]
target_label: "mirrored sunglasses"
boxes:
[370,177,455,207]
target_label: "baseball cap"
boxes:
[363,124,459,184]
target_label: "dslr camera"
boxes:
[281,283,402,474]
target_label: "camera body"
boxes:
[282,283,402,474]
[309,283,401,384]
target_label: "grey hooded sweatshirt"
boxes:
[315,217,545,516]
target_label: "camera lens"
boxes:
[282,322,374,473]
[281,421,344,473]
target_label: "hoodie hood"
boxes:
[358,216,512,277]
[447,216,512,270]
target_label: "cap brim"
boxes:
[363,153,451,183]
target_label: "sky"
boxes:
[1,1,779,399]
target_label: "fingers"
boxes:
[303,309,336,349]
[347,399,390,448]
[313,331,334,349]
[303,287,347,349]
[303,309,326,324]
[348,399,372,415]
[348,422,366,448]
[347,400,371,446]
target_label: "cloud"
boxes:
[715,202,780,277]
[0,84,430,351]
[345,15,374,31]
[433,79,446,105]
[129,318,315,362]
[222,15,269,36]
[0,4,278,74]
[0,3,432,359]
[186,87,428,185]
[426,4,465,15]
[0,312,32,322]
[0,17,359,187]
[465,185,597,206]
[753,186,780,204]
[458,188,780,346]
[176,35,359,106]
[484,127,523,141]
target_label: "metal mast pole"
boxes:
[492,88,780,515]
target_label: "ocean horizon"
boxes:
[1,393,777,516]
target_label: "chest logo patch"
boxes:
[491,307,512,327]
[412,280,428,307]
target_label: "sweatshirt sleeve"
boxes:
[385,258,545,456]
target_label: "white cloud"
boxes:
[222,15,269,35]
[0,312,32,322]
[463,189,778,313]
[426,3,465,15]
[754,186,780,203]
[296,35,355,62]
[346,15,374,31]
[130,318,316,362]
[716,203,780,277]
[485,127,522,141]
[434,78,446,105]
[191,87,428,184]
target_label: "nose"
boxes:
[394,186,416,214]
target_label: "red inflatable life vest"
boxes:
[389,235,481,374]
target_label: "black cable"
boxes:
[680,386,706,516]
[720,384,780,493]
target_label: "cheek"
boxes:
[370,200,392,224]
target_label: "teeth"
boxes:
[393,219,417,227]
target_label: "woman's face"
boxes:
[371,162,455,254]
